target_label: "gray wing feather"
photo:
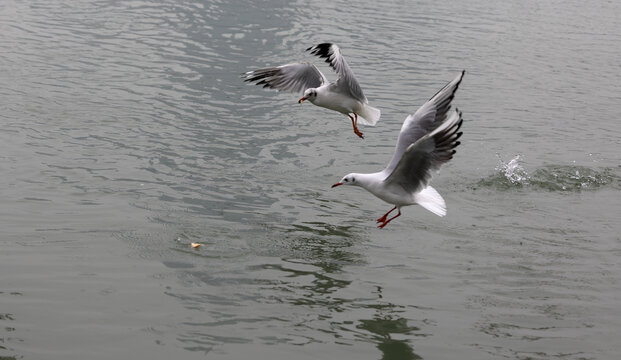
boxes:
[384,110,463,193]
[306,43,368,103]
[243,62,328,93]
[383,70,465,174]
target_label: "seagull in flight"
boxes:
[243,43,380,139]
[332,71,465,228]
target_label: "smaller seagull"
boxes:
[242,43,380,139]
[332,71,465,228]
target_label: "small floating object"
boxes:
[190,242,201,248]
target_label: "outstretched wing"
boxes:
[242,62,328,93]
[384,109,463,193]
[306,43,367,103]
[383,70,465,175]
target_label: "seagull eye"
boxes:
[344,178,348,182]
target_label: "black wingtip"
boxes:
[306,42,333,51]
[306,43,335,58]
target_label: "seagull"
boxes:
[242,43,380,139]
[331,71,465,228]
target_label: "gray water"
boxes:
[1,0,620,359]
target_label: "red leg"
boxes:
[377,206,397,223]
[348,113,364,139]
[378,209,401,229]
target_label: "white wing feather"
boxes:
[243,62,328,93]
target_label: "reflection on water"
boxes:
[0,293,22,360]
[133,221,431,358]
[356,288,423,360]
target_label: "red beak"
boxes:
[298,97,306,104]
[331,182,343,188]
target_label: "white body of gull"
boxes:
[332,71,465,228]
[243,43,380,139]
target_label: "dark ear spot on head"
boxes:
[352,177,356,182]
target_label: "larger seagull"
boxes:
[332,71,465,228]
[243,43,380,139]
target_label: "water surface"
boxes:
[1,0,620,359]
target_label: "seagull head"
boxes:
[299,88,318,104]
[332,173,358,188]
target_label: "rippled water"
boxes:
[480,155,621,192]
[1,0,620,359]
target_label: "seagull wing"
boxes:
[384,109,463,194]
[383,70,465,175]
[306,43,368,104]
[242,62,328,93]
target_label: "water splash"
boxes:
[495,155,530,185]
[477,155,621,192]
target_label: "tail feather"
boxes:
[356,104,381,126]
[414,186,447,217]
